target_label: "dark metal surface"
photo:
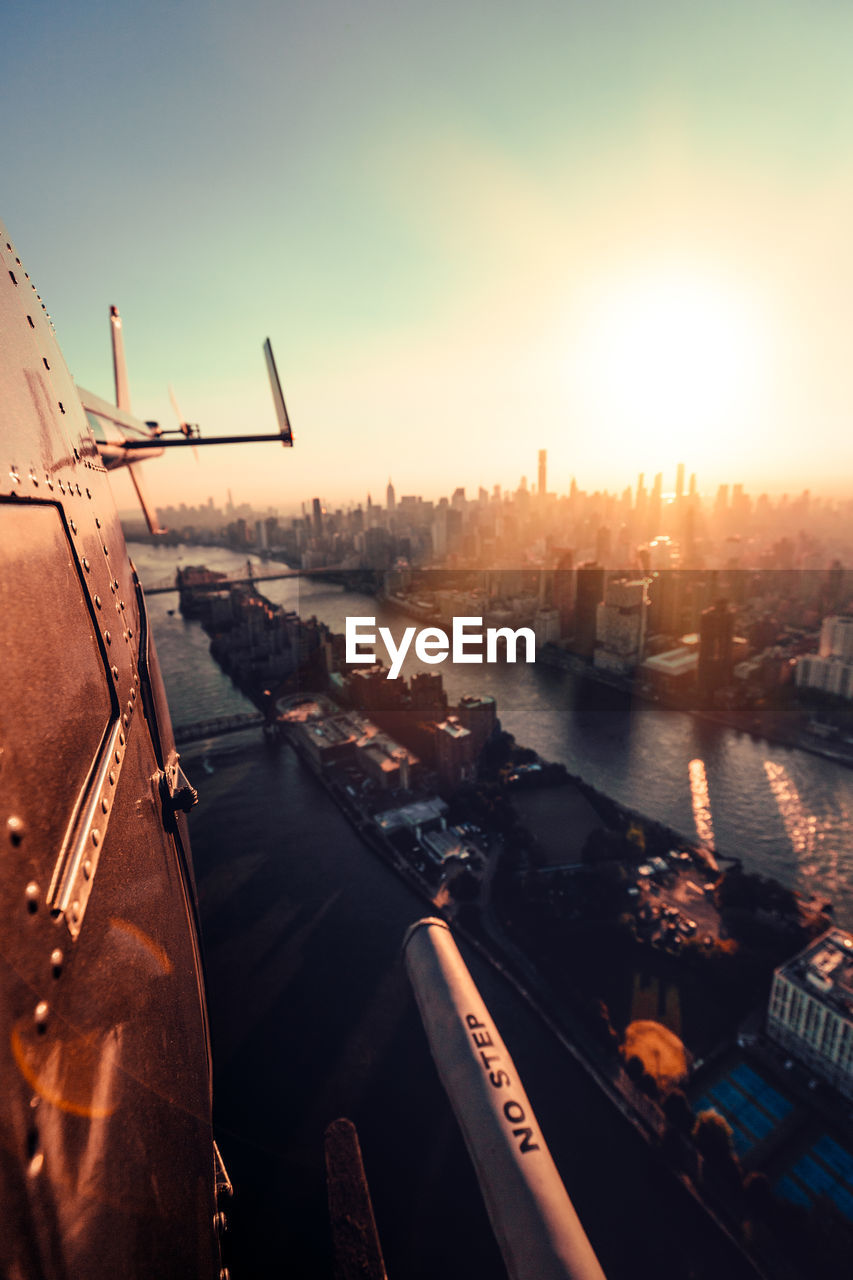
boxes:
[0,221,221,1278]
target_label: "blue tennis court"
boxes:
[694,1060,793,1156]
[729,1062,792,1121]
[776,1135,853,1223]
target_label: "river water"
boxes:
[129,541,850,1279]
[134,543,853,927]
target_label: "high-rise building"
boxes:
[386,478,396,512]
[820,616,853,662]
[593,577,649,675]
[574,562,605,658]
[456,693,497,754]
[312,497,323,537]
[697,599,734,701]
[553,549,575,637]
[410,671,448,721]
[796,614,853,701]
[538,449,547,500]
[767,929,853,1099]
[675,462,685,503]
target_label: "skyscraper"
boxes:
[538,449,547,499]
[698,599,734,702]
[386,478,396,512]
[574,562,605,658]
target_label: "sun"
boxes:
[563,261,771,471]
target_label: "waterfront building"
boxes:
[767,929,853,1099]
[347,665,407,713]
[455,692,497,754]
[574,562,605,657]
[795,606,853,702]
[533,607,561,648]
[820,616,853,662]
[697,599,735,702]
[411,671,448,721]
[639,647,698,699]
[795,653,853,701]
[552,550,575,637]
[433,718,475,790]
[593,577,649,675]
[355,729,419,790]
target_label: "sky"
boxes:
[3,0,853,513]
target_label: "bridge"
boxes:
[145,565,351,596]
[173,711,267,745]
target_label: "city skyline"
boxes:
[5,2,853,508]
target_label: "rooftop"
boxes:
[778,929,853,1018]
[374,796,448,832]
[641,648,698,676]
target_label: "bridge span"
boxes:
[173,711,267,745]
[145,565,350,595]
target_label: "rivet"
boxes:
[114,749,121,763]
[104,630,111,645]
[110,581,116,594]
[111,666,119,681]
[94,595,102,609]
[46,475,53,490]
[10,467,20,484]
[127,627,133,639]
[30,470,38,486]
[34,1001,48,1028]
[113,578,118,590]
[103,545,109,556]
[108,770,116,785]
[8,815,25,845]
[83,858,93,878]
[101,797,109,813]
[50,948,63,973]
[120,600,126,611]
[119,732,125,747]
[95,516,101,528]
[122,714,128,728]
[82,557,90,572]
[76,484,81,495]
[25,882,39,912]
[90,830,99,848]
[86,488,91,498]
[130,688,136,701]
[70,901,80,924]
[69,519,77,534]
[29,1151,45,1177]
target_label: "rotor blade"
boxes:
[263,338,294,446]
[110,306,132,412]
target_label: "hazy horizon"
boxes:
[4,1,853,510]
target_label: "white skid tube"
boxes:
[403,918,607,1280]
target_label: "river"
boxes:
[134,542,853,927]
[128,541,849,1279]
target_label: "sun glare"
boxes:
[564,263,771,469]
